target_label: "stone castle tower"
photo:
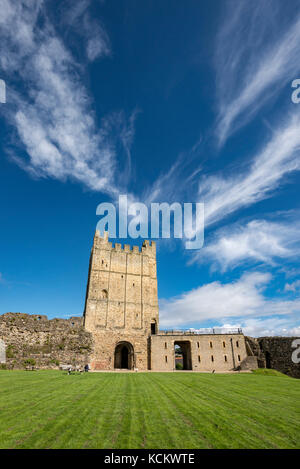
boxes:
[84,231,251,373]
[83,231,159,370]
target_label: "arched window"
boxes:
[101,289,108,299]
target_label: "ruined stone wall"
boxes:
[245,336,266,368]
[0,313,93,369]
[84,231,159,370]
[90,332,149,370]
[257,337,300,379]
[150,333,248,372]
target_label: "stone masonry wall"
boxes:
[257,337,300,379]
[0,313,93,369]
[84,231,159,370]
[245,336,266,368]
[151,333,248,371]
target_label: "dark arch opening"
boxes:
[151,319,157,335]
[174,341,192,370]
[114,342,134,370]
[265,351,271,369]
[101,289,108,299]
[121,346,128,368]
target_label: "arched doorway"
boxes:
[114,341,134,370]
[174,341,192,370]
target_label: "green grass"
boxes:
[0,370,299,449]
[251,368,290,377]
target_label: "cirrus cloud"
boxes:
[215,0,300,145]
[0,0,126,195]
[193,217,300,271]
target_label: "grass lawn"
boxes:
[0,370,299,449]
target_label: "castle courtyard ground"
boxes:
[0,370,299,449]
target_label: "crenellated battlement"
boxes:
[94,230,156,257]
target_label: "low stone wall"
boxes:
[245,336,266,368]
[0,313,93,369]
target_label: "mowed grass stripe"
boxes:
[175,373,300,449]
[135,373,210,449]
[0,372,79,447]
[0,370,299,449]
[168,375,287,448]
[151,373,274,448]
[1,373,107,448]
[24,373,115,449]
[152,373,243,448]
[173,373,300,448]
[147,374,213,448]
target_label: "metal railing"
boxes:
[159,327,243,335]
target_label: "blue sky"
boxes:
[0,0,300,337]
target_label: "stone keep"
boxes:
[83,231,159,370]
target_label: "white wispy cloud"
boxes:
[85,23,111,62]
[101,109,140,187]
[284,279,300,292]
[65,0,111,61]
[142,138,205,209]
[194,217,300,271]
[199,113,300,228]
[159,271,300,328]
[0,0,122,195]
[59,0,111,61]
[215,1,300,144]
[218,318,300,338]
[142,111,300,252]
